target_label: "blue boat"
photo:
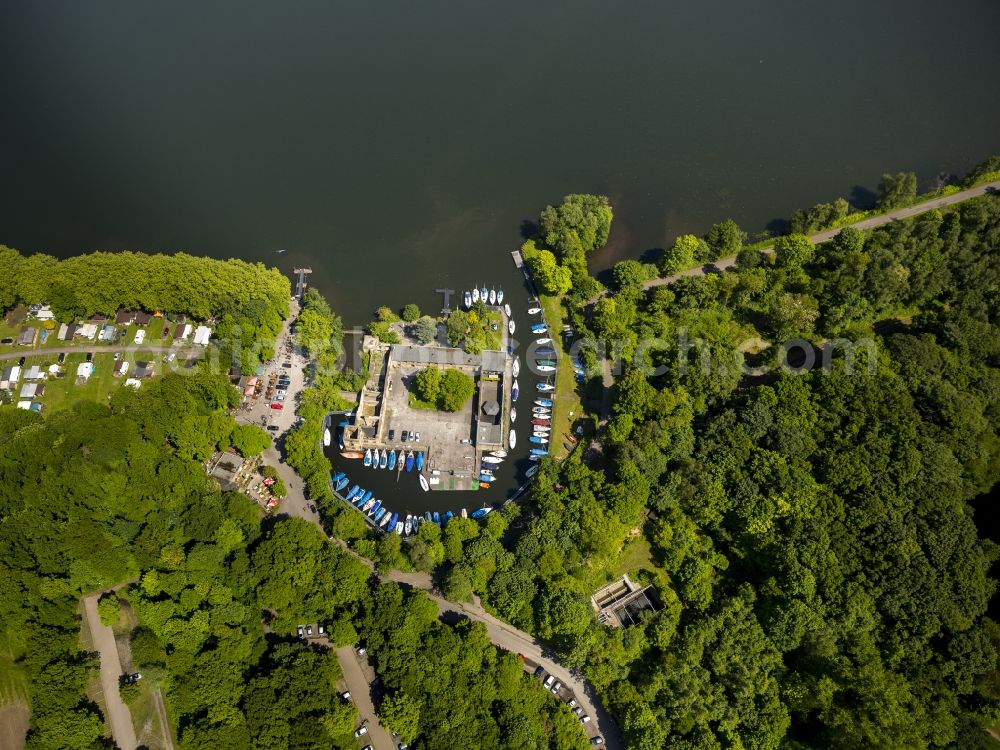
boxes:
[512,380,519,401]
[356,490,372,506]
[379,450,388,469]
[335,477,349,492]
[535,398,553,407]
[471,507,491,519]
[337,420,348,449]
[433,511,441,525]
[530,323,547,333]
[415,451,425,471]
[529,436,549,444]
[369,499,382,515]
[405,452,415,472]
[332,471,345,482]
[535,359,557,367]
[363,449,372,467]
[424,511,433,522]
[479,472,495,482]
[345,485,360,501]
[530,448,549,456]
[388,449,397,470]
[444,511,453,525]
[412,516,420,532]
[374,507,387,522]
[535,348,555,356]
[536,382,555,392]
[388,512,399,530]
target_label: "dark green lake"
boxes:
[2,2,999,510]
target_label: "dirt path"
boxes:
[81,590,138,750]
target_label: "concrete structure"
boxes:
[591,575,661,628]
[341,321,513,490]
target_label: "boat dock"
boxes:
[294,267,312,298]
[510,249,524,269]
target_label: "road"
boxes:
[334,647,396,750]
[0,343,201,362]
[81,589,138,750]
[589,178,1000,305]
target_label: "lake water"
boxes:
[2,2,999,510]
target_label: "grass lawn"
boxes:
[0,650,28,707]
[537,294,586,460]
[3,351,170,414]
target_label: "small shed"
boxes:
[34,305,55,321]
[193,326,212,346]
[179,324,193,340]
[135,311,152,325]
[76,323,98,340]
[19,383,44,399]
[1,365,21,388]
[23,365,44,380]
[114,360,129,377]
[57,323,69,340]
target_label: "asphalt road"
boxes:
[81,589,138,750]
[335,647,396,750]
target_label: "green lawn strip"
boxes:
[537,294,582,459]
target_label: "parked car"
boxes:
[267,425,279,432]
[18,356,26,366]
[354,723,368,737]
[317,624,324,635]
[119,673,142,685]
[57,352,66,364]
[414,432,421,442]
[551,681,562,693]
[401,430,409,442]
[388,429,395,440]
[297,625,305,638]
[85,353,92,362]
[341,691,352,701]
[591,738,605,746]
[276,393,285,401]
[270,403,283,410]
[534,666,544,678]
[357,646,367,655]
[543,675,554,688]
[581,716,591,724]
[0,338,13,345]
[306,625,313,636]
[574,706,584,716]
[113,352,120,361]
[568,699,577,708]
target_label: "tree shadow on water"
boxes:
[849,184,878,210]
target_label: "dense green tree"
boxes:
[411,315,438,344]
[876,171,918,210]
[539,194,614,262]
[400,303,420,322]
